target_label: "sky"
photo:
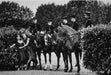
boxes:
[0,0,111,14]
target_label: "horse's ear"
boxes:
[54,31,56,34]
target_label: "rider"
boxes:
[20,29,37,50]
[19,28,38,68]
[84,11,93,28]
[61,16,77,38]
[18,29,30,49]
[58,16,72,43]
[62,16,69,25]
[69,15,79,31]
[47,19,54,34]
[15,31,29,70]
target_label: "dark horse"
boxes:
[43,32,54,70]
[54,27,82,73]
[14,35,38,70]
[35,31,54,70]
[25,34,38,70]
[34,31,45,70]
[51,31,64,70]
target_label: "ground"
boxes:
[0,52,97,75]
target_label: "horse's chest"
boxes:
[65,40,72,50]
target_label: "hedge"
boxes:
[0,26,18,47]
[0,26,18,70]
[82,24,111,74]
[0,26,33,70]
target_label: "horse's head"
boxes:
[52,30,65,45]
[44,33,53,46]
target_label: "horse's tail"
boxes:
[79,49,82,60]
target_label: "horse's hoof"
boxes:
[55,68,59,71]
[50,69,53,71]
[77,68,81,73]
[75,64,77,67]
[56,65,60,70]
[37,66,42,70]
[17,68,20,71]
[75,72,80,75]
[64,69,68,72]
[69,68,73,72]
[43,69,46,71]
[43,68,47,71]
[39,67,42,70]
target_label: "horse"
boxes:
[8,42,28,70]
[14,34,38,70]
[54,26,82,73]
[51,31,64,70]
[35,31,63,70]
[34,31,46,70]
[25,44,38,70]
[43,32,54,70]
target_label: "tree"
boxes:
[0,1,33,28]
[85,0,109,24]
[35,3,67,30]
[66,0,110,27]
[66,0,87,27]
[35,3,55,30]
[35,0,111,30]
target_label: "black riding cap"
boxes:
[85,11,91,16]
[70,14,76,18]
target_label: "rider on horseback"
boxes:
[69,15,79,31]
[18,28,37,50]
[17,28,37,70]
[58,16,79,46]
[84,11,93,28]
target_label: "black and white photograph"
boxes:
[0,0,111,75]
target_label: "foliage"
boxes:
[82,24,111,74]
[0,1,33,28]
[0,26,18,70]
[35,0,111,30]
[35,3,65,30]
[0,26,17,47]
[0,46,18,70]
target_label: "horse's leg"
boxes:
[19,49,27,70]
[66,52,68,72]
[62,51,68,72]
[69,52,73,72]
[44,52,47,70]
[37,51,42,69]
[75,48,82,67]
[49,52,52,70]
[55,52,60,70]
[17,62,21,70]
[26,57,31,70]
[33,54,38,70]
[74,51,81,73]
[25,49,31,70]
[17,53,21,70]
[62,52,65,70]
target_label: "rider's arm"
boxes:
[34,40,39,47]
[10,44,16,48]
[44,35,48,46]
[19,38,30,49]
